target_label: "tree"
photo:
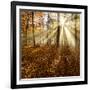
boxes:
[32,12,35,46]
[46,13,49,45]
[26,13,31,46]
[74,14,78,48]
[56,13,60,47]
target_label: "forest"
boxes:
[20,9,80,78]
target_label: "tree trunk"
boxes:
[75,14,77,48]
[47,13,49,45]
[32,12,35,46]
[56,13,60,47]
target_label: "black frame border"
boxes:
[11,1,88,89]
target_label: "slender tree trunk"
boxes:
[75,14,77,48]
[56,13,60,47]
[32,12,35,46]
[26,15,30,46]
[47,13,49,45]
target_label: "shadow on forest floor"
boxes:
[21,45,80,79]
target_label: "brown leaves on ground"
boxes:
[21,45,80,79]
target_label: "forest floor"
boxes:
[21,45,80,79]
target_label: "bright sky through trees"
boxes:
[20,10,80,48]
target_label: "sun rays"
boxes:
[20,10,80,48]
